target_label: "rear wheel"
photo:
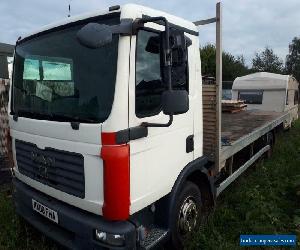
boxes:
[170,181,202,249]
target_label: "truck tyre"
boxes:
[170,181,202,249]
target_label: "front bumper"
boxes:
[13,178,137,250]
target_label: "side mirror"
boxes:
[162,90,189,115]
[77,23,112,49]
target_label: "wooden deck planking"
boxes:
[221,110,284,144]
[202,84,217,158]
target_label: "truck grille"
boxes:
[15,139,85,198]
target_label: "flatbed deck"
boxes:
[220,110,288,162]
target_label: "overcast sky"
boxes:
[1,0,299,66]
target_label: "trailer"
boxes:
[9,3,297,250]
[203,86,291,195]
[198,7,299,196]
[219,110,288,193]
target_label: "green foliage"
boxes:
[252,47,284,74]
[293,174,300,234]
[223,53,249,81]
[0,191,58,250]
[200,44,217,78]
[200,44,249,81]
[286,37,300,83]
[187,120,300,249]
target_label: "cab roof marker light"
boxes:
[109,5,120,11]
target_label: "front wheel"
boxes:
[170,181,202,249]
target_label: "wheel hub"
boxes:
[178,196,198,235]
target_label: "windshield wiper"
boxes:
[50,113,97,123]
[50,113,97,130]
[13,110,97,129]
[14,110,53,121]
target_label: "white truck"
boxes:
[9,3,297,250]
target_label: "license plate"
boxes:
[32,199,58,223]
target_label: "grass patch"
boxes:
[1,121,300,249]
[0,191,58,250]
[187,121,300,249]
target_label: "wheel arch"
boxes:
[154,156,216,229]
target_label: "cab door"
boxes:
[128,23,194,214]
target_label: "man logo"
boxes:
[31,152,55,179]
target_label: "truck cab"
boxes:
[10,4,209,249]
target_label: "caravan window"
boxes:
[238,91,263,104]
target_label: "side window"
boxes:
[169,29,189,92]
[136,30,163,118]
[135,28,189,118]
[239,90,263,104]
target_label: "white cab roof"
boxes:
[232,72,291,91]
[19,4,198,42]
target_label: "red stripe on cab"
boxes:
[101,132,117,145]
[100,132,130,221]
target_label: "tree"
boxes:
[223,53,249,81]
[286,37,300,82]
[200,44,216,78]
[200,44,249,81]
[252,47,284,74]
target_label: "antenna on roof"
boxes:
[68,0,72,17]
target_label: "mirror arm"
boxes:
[110,19,133,35]
[135,17,174,128]
[134,16,172,91]
[141,115,173,128]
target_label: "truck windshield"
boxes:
[12,14,120,123]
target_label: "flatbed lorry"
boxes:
[8,3,298,249]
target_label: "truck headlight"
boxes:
[95,229,125,246]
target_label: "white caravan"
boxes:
[9,4,297,249]
[232,72,299,127]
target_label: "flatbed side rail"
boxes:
[216,145,270,196]
[220,112,289,162]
